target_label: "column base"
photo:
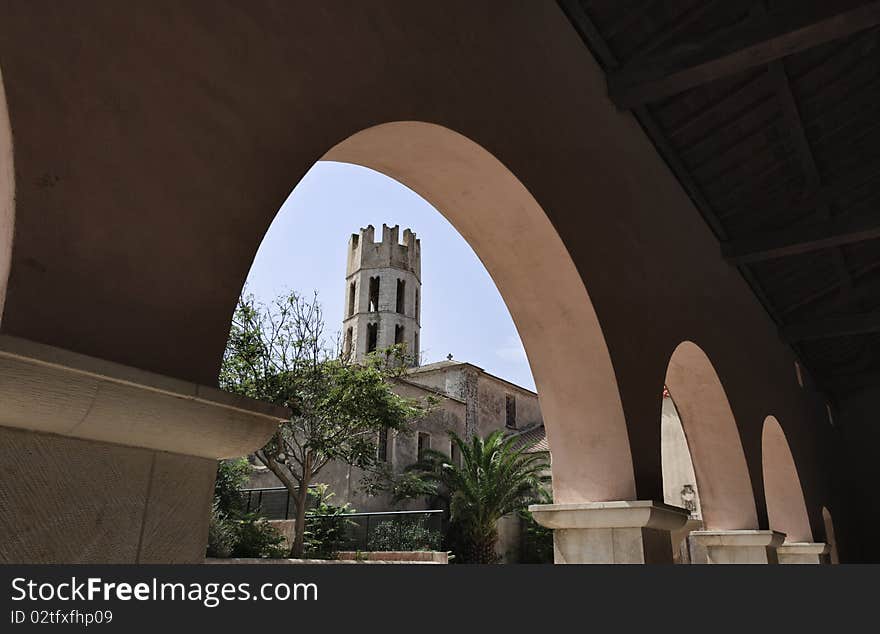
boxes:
[777,542,830,564]
[529,501,690,564]
[689,530,785,564]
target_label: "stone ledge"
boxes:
[336,551,449,563]
[0,334,287,458]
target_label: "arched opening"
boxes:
[660,391,704,562]
[252,121,636,503]
[762,416,812,543]
[0,65,14,325]
[822,507,840,564]
[664,341,757,530]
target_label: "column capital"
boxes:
[777,542,830,564]
[529,500,690,532]
[690,530,786,547]
[690,530,785,564]
[528,501,690,563]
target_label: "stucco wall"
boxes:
[247,382,465,514]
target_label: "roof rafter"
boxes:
[781,311,880,342]
[722,213,880,264]
[608,1,880,108]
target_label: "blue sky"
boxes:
[243,161,536,392]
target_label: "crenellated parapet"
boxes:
[347,224,421,280]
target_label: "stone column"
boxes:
[689,530,785,564]
[0,335,284,563]
[777,542,830,564]
[529,501,690,564]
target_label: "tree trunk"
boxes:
[291,484,310,557]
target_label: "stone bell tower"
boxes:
[342,224,421,366]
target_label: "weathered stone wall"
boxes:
[343,224,421,362]
[475,373,542,438]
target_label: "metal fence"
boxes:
[240,486,313,520]
[240,487,445,552]
[326,509,445,552]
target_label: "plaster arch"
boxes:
[303,120,637,503]
[664,341,758,530]
[0,66,14,325]
[762,416,813,542]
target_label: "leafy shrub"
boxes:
[518,489,554,564]
[206,502,237,558]
[232,512,288,558]
[303,485,355,559]
[367,517,441,552]
[206,459,288,559]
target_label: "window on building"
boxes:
[450,440,460,467]
[343,327,353,358]
[368,276,380,312]
[396,279,406,314]
[377,427,388,462]
[418,432,431,461]
[415,289,419,321]
[395,324,404,345]
[413,332,419,363]
[348,281,356,317]
[505,394,516,429]
[366,322,378,353]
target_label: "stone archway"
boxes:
[762,416,812,542]
[660,391,704,563]
[664,341,758,531]
[320,121,635,504]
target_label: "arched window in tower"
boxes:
[348,281,356,317]
[343,327,353,358]
[415,289,419,322]
[413,332,419,363]
[368,276,380,312]
[396,278,406,314]
[366,322,378,353]
[395,324,404,345]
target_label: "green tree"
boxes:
[396,430,550,563]
[219,290,430,557]
[213,458,250,515]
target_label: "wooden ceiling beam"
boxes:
[722,214,880,264]
[781,311,880,342]
[608,1,880,108]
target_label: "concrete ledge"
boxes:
[336,551,448,563]
[529,501,690,532]
[0,334,287,458]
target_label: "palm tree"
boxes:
[405,430,550,563]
